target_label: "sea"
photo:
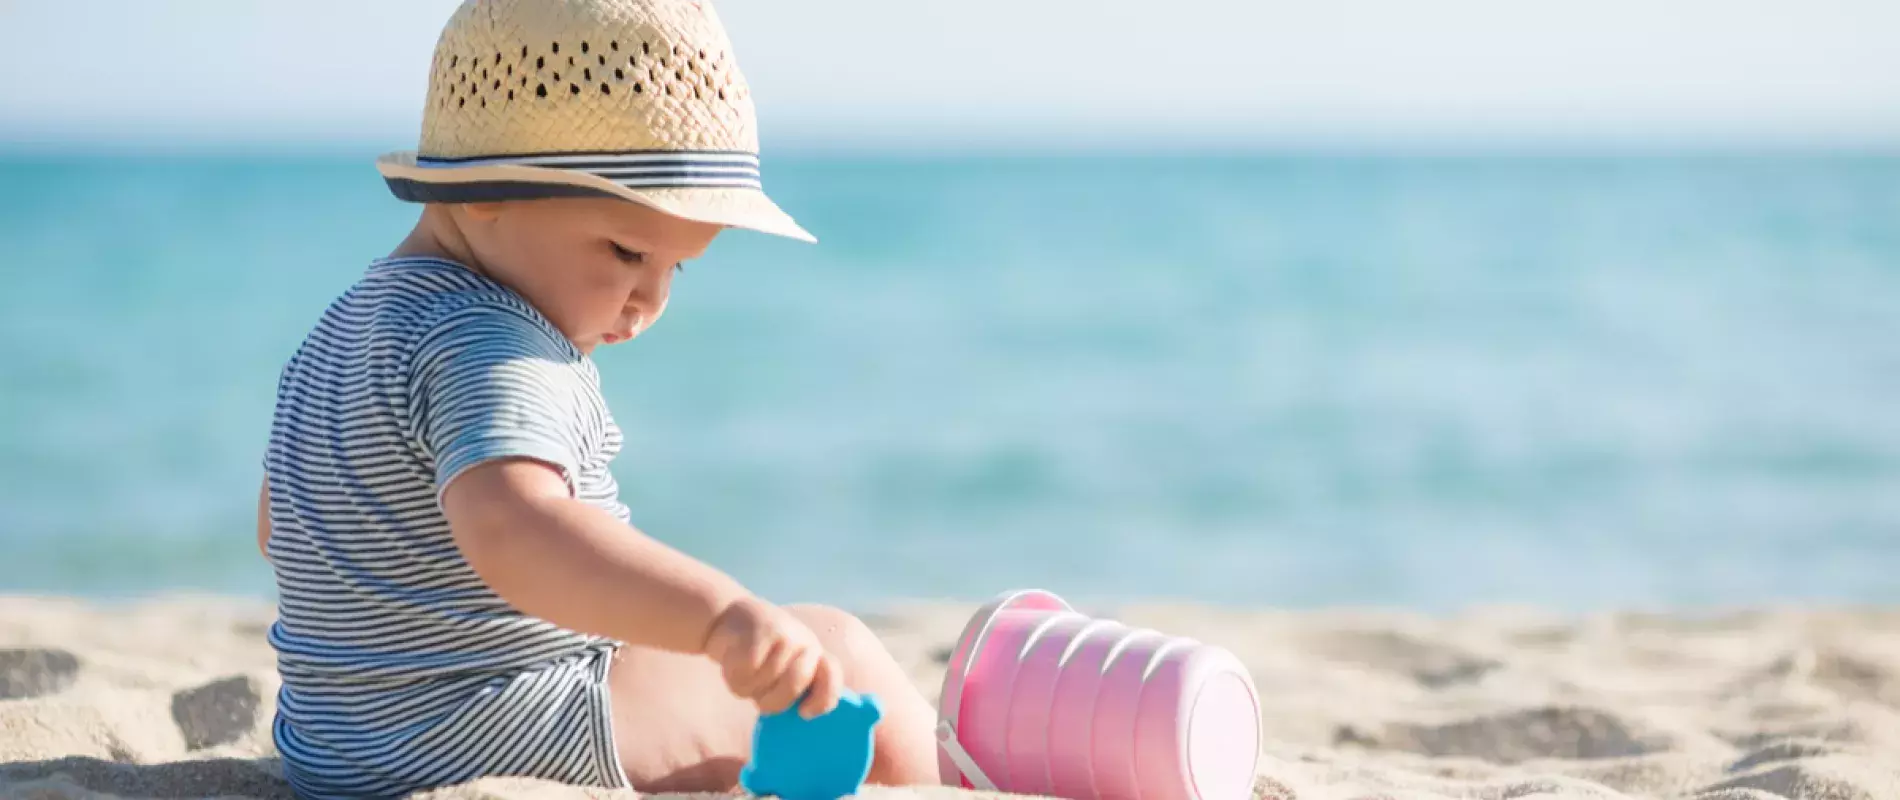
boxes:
[2,150,1897,612]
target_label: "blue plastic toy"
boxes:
[740,690,882,800]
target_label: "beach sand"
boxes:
[2,596,1897,799]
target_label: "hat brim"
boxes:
[375,151,815,243]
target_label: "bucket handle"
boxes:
[934,720,997,791]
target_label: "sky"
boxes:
[1,0,1897,150]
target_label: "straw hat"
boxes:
[376,0,812,242]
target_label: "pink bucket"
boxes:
[936,590,1261,800]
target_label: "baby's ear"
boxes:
[455,201,509,222]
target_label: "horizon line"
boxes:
[4,130,1897,159]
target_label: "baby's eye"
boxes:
[673,261,687,274]
[610,242,646,264]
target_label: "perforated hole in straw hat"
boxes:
[414,6,766,160]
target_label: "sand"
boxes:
[2,596,1897,800]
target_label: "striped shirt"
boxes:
[264,257,629,798]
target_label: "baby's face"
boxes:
[457,197,723,352]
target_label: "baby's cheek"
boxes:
[588,273,638,312]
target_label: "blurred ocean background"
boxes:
[3,151,1896,610]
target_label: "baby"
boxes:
[256,0,939,797]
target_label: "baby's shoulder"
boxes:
[355,258,571,357]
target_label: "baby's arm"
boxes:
[409,303,761,655]
[441,457,748,654]
[445,458,848,717]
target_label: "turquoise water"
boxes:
[2,151,1897,610]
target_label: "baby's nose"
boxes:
[630,279,670,310]
[610,311,642,339]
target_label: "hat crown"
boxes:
[419,0,757,158]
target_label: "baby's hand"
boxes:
[703,597,843,719]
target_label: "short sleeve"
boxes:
[406,302,593,496]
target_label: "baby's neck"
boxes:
[389,205,481,271]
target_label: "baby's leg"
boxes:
[608,604,940,792]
